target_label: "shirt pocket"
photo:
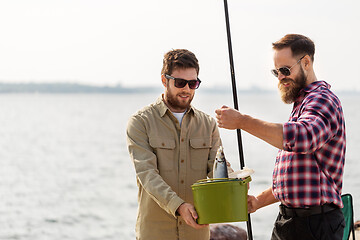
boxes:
[149,137,176,171]
[190,138,212,170]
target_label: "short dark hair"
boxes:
[272,34,315,62]
[161,49,199,75]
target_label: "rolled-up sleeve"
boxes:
[283,95,339,154]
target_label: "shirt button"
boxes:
[179,221,182,225]
[162,143,165,146]
[181,138,184,142]
[181,180,184,184]
[181,159,184,163]
[203,143,206,146]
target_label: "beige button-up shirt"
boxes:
[127,95,221,240]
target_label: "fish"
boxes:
[213,146,229,179]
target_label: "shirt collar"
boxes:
[295,80,331,103]
[156,94,195,117]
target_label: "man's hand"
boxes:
[248,187,279,213]
[216,105,284,149]
[215,105,242,130]
[177,203,208,229]
[247,195,261,213]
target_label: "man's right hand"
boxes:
[215,105,242,130]
[177,203,208,229]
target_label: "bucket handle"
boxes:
[196,176,251,185]
[195,178,229,184]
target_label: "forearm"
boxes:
[240,114,284,150]
[256,187,279,209]
[128,141,184,217]
[127,117,183,217]
[248,186,278,213]
[216,106,284,149]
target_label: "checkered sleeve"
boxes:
[283,93,340,154]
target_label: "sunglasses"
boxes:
[271,55,306,78]
[165,74,201,89]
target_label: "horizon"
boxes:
[1,81,359,94]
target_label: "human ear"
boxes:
[161,75,167,87]
[303,55,311,70]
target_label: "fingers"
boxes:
[184,216,207,229]
[247,195,257,213]
[215,107,226,127]
[179,203,208,229]
[215,105,229,115]
[189,207,198,220]
[215,108,229,129]
[215,106,242,130]
[186,210,203,229]
[215,112,222,128]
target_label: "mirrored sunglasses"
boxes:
[271,55,306,78]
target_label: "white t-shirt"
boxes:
[172,111,186,126]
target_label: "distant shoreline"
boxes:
[0,82,271,94]
[0,82,358,94]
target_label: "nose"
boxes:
[182,82,191,91]
[277,72,286,81]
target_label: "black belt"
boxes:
[279,203,338,217]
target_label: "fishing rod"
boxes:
[222,0,253,239]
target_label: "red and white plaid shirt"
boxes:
[273,81,346,208]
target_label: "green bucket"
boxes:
[191,176,251,224]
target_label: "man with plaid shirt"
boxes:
[215,34,345,240]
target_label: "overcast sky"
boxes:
[1,0,359,91]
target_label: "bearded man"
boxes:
[215,34,346,240]
[127,49,221,240]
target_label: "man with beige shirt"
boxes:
[126,49,221,239]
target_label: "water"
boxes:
[0,92,358,239]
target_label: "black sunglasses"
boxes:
[271,55,306,78]
[165,74,201,89]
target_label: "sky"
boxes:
[0,0,359,91]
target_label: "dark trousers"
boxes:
[271,208,345,240]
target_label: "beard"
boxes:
[165,89,194,112]
[278,67,307,104]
